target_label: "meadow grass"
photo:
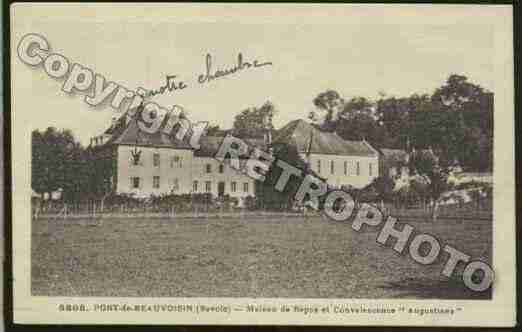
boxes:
[32,213,491,299]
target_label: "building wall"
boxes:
[116,145,378,197]
[116,145,194,196]
[116,145,255,198]
[301,153,379,188]
[192,157,256,198]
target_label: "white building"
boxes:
[90,115,262,201]
[91,117,380,201]
[272,120,380,189]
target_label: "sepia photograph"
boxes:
[8,2,516,326]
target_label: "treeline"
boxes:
[32,128,109,202]
[229,74,493,172]
[32,73,493,202]
[309,74,493,171]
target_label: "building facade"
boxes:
[91,115,261,202]
[302,153,379,189]
[272,119,380,189]
[91,116,380,202]
[114,144,257,199]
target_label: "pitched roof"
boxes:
[99,115,375,158]
[272,119,378,157]
[99,111,266,156]
[102,112,193,149]
[194,136,266,158]
[379,148,409,164]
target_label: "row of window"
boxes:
[130,177,250,193]
[193,180,249,193]
[131,153,183,168]
[134,153,375,177]
[206,163,225,174]
[133,154,228,175]
[316,160,374,176]
[131,176,170,189]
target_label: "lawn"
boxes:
[32,213,492,299]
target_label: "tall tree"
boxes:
[309,74,495,172]
[256,143,306,210]
[375,94,432,149]
[233,101,277,138]
[335,97,385,143]
[431,74,493,171]
[409,149,451,220]
[31,127,86,197]
[61,141,91,202]
[310,90,345,131]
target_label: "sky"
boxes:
[11,4,503,146]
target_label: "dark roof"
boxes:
[272,119,378,157]
[99,112,266,156]
[99,115,374,158]
[194,136,266,158]
[102,113,193,149]
[379,148,409,164]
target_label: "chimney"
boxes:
[264,131,272,146]
[263,112,273,146]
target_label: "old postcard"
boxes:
[8,2,516,327]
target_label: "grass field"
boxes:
[32,213,492,299]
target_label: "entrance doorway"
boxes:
[218,181,225,197]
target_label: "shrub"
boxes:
[244,195,257,210]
